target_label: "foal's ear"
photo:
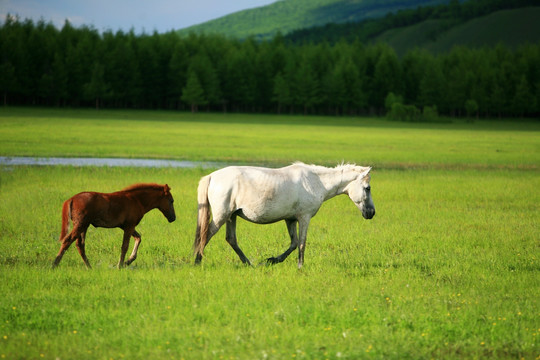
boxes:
[164,184,171,194]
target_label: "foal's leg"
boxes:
[75,230,92,269]
[118,227,135,269]
[126,230,141,266]
[267,219,298,264]
[297,217,311,269]
[52,225,84,268]
[52,234,75,268]
[225,215,251,265]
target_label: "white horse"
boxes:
[194,162,375,268]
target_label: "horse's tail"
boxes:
[59,198,72,241]
[194,175,211,258]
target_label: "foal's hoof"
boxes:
[266,257,280,265]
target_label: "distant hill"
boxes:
[374,7,540,55]
[177,0,450,40]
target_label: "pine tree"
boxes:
[272,72,292,114]
[83,62,109,110]
[168,42,189,109]
[418,58,445,109]
[512,75,535,117]
[181,70,207,113]
[0,62,16,106]
[321,66,345,115]
[188,53,221,110]
[51,52,68,106]
[295,61,320,114]
[490,80,506,118]
[372,45,402,110]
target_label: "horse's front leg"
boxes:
[297,217,311,269]
[126,230,141,266]
[267,219,298,265]
[118,227,134,269]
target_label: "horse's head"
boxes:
[158,184,176,223]
[344,167,375,219]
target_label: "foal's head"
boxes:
[344,167,375,219]
[158,184,176,223]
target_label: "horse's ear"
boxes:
[361,167,372,179]
[164,184,171,194]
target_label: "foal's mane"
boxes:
[121,183,164,192]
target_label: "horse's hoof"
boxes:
[266,257,279,265]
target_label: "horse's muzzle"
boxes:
[362,208,375,219]
[167,213,176,223]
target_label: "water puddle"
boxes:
[0,156,221,169]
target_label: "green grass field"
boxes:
[0,108,539,359]
[1,107,538,169]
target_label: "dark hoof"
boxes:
[266,257,280,265]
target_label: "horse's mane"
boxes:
[121,183,164,192]
[292,161,362,172]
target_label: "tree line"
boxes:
[1,15,539,117]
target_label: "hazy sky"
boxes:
[0,0,277,33]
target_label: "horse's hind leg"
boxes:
[267,219,298,265]
[225,215,251,265]
[195,219,224,264]
[126,230,141,266]
[52,226,83,268]
[75,230,92,269]
[52,236,75,268]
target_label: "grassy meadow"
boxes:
[1,107,538,168]
[0,108,539,359]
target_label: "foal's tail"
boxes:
[194,175,211,258]
[59,198,72,241]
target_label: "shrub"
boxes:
[423,105,439,122]
[385,92,404,111]
[388,102,421,122]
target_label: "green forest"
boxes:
[285,0,538,45]
[1,0,539,117]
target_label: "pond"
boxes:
[0,156,221,168]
